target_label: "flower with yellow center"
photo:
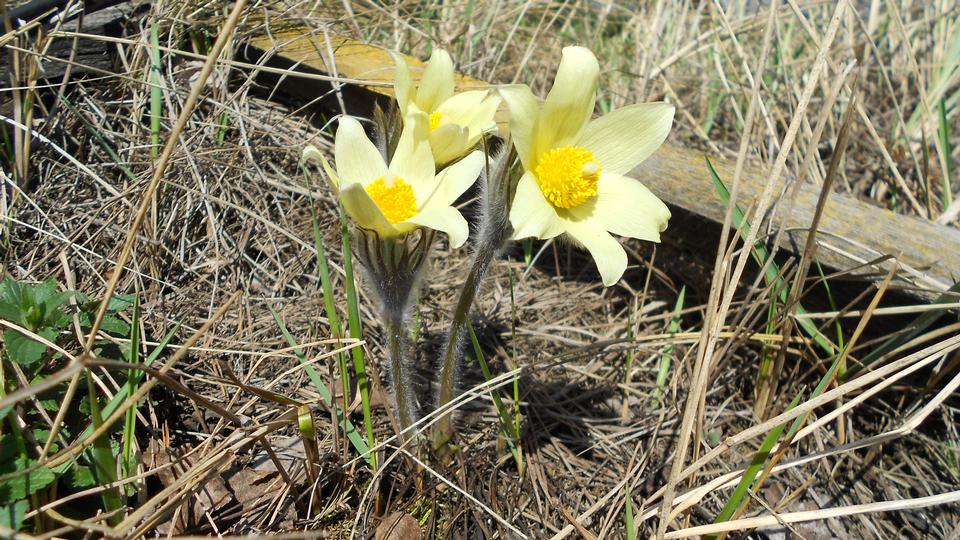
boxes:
[500,46,675,286]
[394,49,501,165]
[303,112,483,247]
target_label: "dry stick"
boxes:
[81,0,248,354]
[47,30,387,87]
[655,2,780,537]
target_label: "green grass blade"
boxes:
[508,268,521,439]
[937,98,953,209]
[121,294,140,485]
[845,281,960,378]
[708,392,804,536]
[706,157,837,356]
[466,320,522,471]
[56,95,136,182]
[654,286,685,404]
[269,307,374,467]
[625,484,636,540]
[310,211,352,435]
[338,205,377,467]
[76,324,180,442]
[813,260,845,351]
[522,238,533,265]
[149,21,163,160]
[216,110,229,144]
[85,372,123,525]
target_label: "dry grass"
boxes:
[1,0,959,538]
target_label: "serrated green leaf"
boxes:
[0,499,27,530]
[39,399,59,411]
[31,279,58,304]
[107,294,135,312]
[62,465,96,490]
[99,315,130,335]
[50,459,73,476]
[3,327,56,365]
[0,457,56,504]
[0,301,20,323]
[0,437,14,462]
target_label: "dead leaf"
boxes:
[375,512,421,540]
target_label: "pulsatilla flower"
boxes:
[395,48,500,165]
[305,112,483,249]
[304,112,484,435]
[500,46,674,286]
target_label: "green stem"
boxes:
[385,316,416,438]
[433,240,497,450]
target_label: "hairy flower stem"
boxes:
[433,242,498,449]
[434,140,518,451]
[384,313,417,438]
[353,228,434,441]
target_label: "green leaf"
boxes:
[0,500,27,531]
[107,294,135,313]
[0,278,72,333]
[0,454,56,504]
[3,327,57,365]
[0,279,26,325]
[62,465,96,490]
[99,315,130,335]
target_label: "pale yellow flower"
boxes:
[394,49,501,165]
[500,46,674,286]
[304,112,483,248]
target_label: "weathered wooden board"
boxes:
[247,30,960,297]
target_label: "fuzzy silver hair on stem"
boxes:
[433,138,520,451]
[353,226,435,439]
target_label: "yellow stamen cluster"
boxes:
[429,111,444,131]
[365,176,418,224]
[534,146,601,209]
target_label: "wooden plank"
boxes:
[246,30,960,297]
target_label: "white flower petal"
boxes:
[335,116,387,186]
[339,183,398,238]
[390,110,435,188]
[405,206,469,248]
[535,46,599,157]
[436,90,488,119]
[498,84,539,170]
[564,220,628,287]
[430,150,483,206]
[509,171,565,240]
[393,52,414,116]
[415,49,455,113]
[470,93,503,137]
[437,91,500,137]
[565,173,670,241]
[580,102,675,174]
[428,123,470,166]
